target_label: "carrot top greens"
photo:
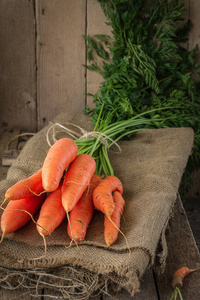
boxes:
[76,105,173,177]
[82,0,200,197]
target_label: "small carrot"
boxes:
[67,174,102,242]
[61,154,96,213]
[36,181,66,237]
[0,193,46,242]
[42,138,78,192]
[170,266,200,300]
[172,266,200,289]
[104,190,125,247]
[93,175,123,218]
[3,168,44,203]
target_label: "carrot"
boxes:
[172,266,200,289]
[36,181,66,237]
[67,174,102,242]
[33,181,66,259]
[92,175,123,218]
[61,153,96,213]
[42,138,78,192]
[170,266,200,300]
[3,168,44,203]
[0,192,46,242]
[104,190,125,247]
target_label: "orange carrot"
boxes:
[0,193,46,240]
[4,168,44,202]
[93,175,123,218]
[67,174,102,242]
[61,154,96,213]
[172,266,200,289]
[42,138,78,192]
[36,181,66,237]
[104,190,125,247]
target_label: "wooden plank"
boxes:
[35,0,86,130]
[86,0,112,109]
[2,149,21,167]
[186,168,200,199]
[189,0,200,54]
[0,129,20,181]
[185,198,200,251]
[1,132,34,167]
[0,0,37,132]
[155,195,200,300]
[103,269,158,299]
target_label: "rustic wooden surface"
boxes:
[155,196,200,300]
[185,198,200,251]
[0,131,199,299]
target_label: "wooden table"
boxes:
[0,130,200,300]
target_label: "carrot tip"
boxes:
[73,235,83,242]
[0,198,8,209]
[40,232,47,256]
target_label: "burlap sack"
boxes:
[0,113,194,298]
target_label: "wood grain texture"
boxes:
[189,0,200,52]
[185,198,200,251]
[0,129,20,181]
[155,195,200,300]
[35,0,86,130]
[0,0,37,132]
[86,0,111,109]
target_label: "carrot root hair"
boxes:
[30,232,47,261]
[24,187,46,197]
[0,198,8,209]
[0,207,49,235]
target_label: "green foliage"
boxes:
[83,0,200,198]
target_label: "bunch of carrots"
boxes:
[0,107,169,256]
[0,137,126,256]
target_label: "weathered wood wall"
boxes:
[0,0,200,196]
[0,0,36,132]
[0,0,108,132]
[0,0,199,130]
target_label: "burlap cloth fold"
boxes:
[0,113,194,298]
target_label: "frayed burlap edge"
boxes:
[0,256,144,299]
